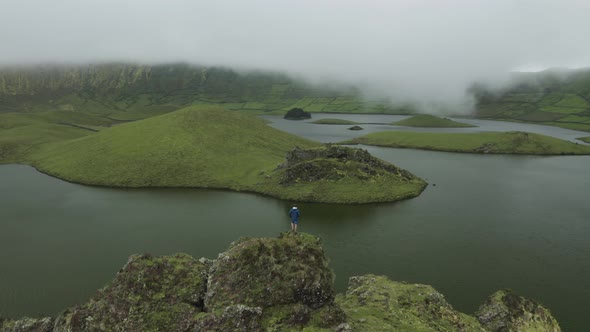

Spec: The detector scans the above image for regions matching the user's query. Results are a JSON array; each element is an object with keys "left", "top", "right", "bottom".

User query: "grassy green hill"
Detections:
[
  {"left": 392, "top": 114, "right": 475, "bottom": 128},
  {"left": 473, "top": 68, "right": 590, "bottom": 131},
  {"left": 346, "top": 131, "right": 590, "bottom": 155},
  {"left": 31, "top": 106, "right": 317, "bottom": 187},
  {"left": 28, "top": 106, "right": 426, "bottom": 203},
  {"left": 0, "top": 63, "right": 409, "bottom": 119}
]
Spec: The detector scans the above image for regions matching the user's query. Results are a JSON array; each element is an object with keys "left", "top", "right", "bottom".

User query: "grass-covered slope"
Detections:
[
  {"left": 392, "top": 114, "right": 476, "bottom": 128},
  {"left": 31, "top": 106, "right": 318, "bottom": 188},
  {"left": 30, "top": 106, "right": 426, "bottom": 203},
  {"left": 0, "top": 111, "right": 106, "bottom": 163},
  {"left": 336, "top": 275, "right": 484, "bottom": 331},
  {"left": 347, "top": 131, "right": 590, "bottom": 155},
  {"left": 577, "top": 136, "right": 590, "bottom": 143},
  {"left": 473, "top": 68, "right": 590, "bottom": 132}
]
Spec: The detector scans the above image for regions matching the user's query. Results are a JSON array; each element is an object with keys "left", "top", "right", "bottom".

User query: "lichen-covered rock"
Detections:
[
  {"left": 336, "top": 275, "right": 485, "bottom": 332},
  {"left": 53, "top": 253, "right": 210, "bottom": 331},
  {"left": 205, "top": 232, "right": 335, "bottom": 311},
  {"left": 0, "top": 317, "right": 53, "bottom": 332},
  {"left": 192, "top": 304, "right": 264, "bottom": 332},
  {"left": 476, "top": 290, "right": 561, "bottom": 332}
]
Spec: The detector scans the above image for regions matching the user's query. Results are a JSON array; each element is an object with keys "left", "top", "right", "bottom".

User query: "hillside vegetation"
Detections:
[
  {"left": 0, "top": 63, "right": 407, "bottom": 119},
  {"left": 347, "top": 131, "right": 590, "bottom": 155},
  {"left": 0, "top": 233, "right": 561, "bottom": 332},
  {"left": 3, "top": 64, "right": 590, "bottom": 133},
  {"left": 392, "top": 114, "right": 476, "bottom": 127},
  {"left": 28, "top": 106, "right": 426, "bottom": 203},
  {"left": 473, "top": 68, "right": 590, "bottom": 131}
]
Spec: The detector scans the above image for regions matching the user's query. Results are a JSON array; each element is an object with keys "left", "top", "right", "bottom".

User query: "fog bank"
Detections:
[{"left": 2, "top": 0, "right": 589, "bottom": 113}]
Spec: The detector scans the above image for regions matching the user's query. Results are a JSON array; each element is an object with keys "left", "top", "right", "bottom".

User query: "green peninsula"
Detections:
[
  {"left": 392, "top": 114, "right": 476, "bottom": 128},
  {"left": 346, "top": 131, "right": 590, "bottom": 155},
  {"left": 26, "top": 106, "right": 426, "bottom": 203},
  {"left": 0, "top": 233, "right": 561, "bottom": 332}
]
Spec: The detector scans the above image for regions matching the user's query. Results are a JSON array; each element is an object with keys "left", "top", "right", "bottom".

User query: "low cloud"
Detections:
[{"left": 2, "top": 0, "right": 589, "bottom": 114}]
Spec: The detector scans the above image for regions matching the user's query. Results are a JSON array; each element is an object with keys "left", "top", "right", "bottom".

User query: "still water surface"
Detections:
[{"left": 1, "top": 115, "right": 589, "bottom": 331}]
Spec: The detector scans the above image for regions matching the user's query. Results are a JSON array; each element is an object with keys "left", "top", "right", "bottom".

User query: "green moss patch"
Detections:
[
  {"left": 347, "top": 131, "right": 590, "bottom": 155},
  {"left": 336, "top": 275, "right": 484, "bottom": 331},
  {"left": 205, "top": 233, "right": 335, "bottom": 311}
]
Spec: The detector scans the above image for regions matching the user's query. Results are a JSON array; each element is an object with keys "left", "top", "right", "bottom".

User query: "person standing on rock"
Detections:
[{"left": 288, "top": 206, "right": 300, "bottom": 232}]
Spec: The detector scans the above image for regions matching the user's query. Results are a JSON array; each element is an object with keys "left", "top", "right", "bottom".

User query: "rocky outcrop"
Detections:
[
  {"left": 336, "top": 275, "right": 485, "bottom": 331},
  {"left": 1, "top": 234, "right": 561, "bottom": 332},
  {"left": 54, "top": 253, "right": 209, "bottom": 331},
  {"left": 205, "top": 233, "right": 334, "bottom": 311},
  {"left": 476, "top": 290, "right": 561, "bottom": 332},
  {"left": 278, "top": 145, "right": 418, "bottom": 185},
  {"left": 283, "top": 108, "right": 311, "bottom": 120}
]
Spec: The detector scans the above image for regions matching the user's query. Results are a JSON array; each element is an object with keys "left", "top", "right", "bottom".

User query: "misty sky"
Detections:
[{"left": 2, "top": 0, "right": 590, "bottom": 113}]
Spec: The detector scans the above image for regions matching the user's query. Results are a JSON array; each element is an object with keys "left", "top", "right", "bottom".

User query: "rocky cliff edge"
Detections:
[{"left": 0, "top": 233, "right": 561, "bottom": 332}]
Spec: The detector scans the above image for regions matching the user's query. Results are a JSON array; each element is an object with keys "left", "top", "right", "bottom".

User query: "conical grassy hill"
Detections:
[
  {"left": 31, "top": 106, "right": 317, "bottom": 187},
  {"left": 30, "top": 106, "right": 426, "bottom": 203}
]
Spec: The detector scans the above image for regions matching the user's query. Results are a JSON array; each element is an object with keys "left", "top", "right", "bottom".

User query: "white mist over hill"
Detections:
[{"left": 1, "top": 0, "right": 589, "bottom": 114}]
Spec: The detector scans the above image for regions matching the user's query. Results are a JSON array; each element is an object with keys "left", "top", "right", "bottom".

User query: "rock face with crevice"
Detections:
[
  {"left": 1, "top": 234, "right": 561, "bottom": 332},
  {"left": 476, "top": 290, "right": 561, "bottom": 332}
]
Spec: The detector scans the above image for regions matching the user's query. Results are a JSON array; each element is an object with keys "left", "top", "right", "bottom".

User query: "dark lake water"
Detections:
[{"left": 1, "top": 114, "right": 589, "bottom": 331}]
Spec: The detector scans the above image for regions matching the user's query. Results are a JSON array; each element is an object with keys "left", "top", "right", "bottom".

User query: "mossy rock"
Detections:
[
  {"left": 348, "top": 125, "right": 363, "bottom": 130},
  {"left": 192, "top": 305, "right": 264, "bottom": 332},
  {"left": 1, "top": 235, "right": 563, "bottom": 332},
  {"left": 336, "top": 275, "right": 485, "bottom": 331},
  {"left": 53, "top": 253, "right": 210, "bottom": 331},
  {"left": 476, "top": 290, "right": 561, "bottom": 332},
  {"left": 0, "top": 317, "right": 53, "bottom": 332},
  {"left": 205, "top": 233, "right": 335, "bottom": 311}
]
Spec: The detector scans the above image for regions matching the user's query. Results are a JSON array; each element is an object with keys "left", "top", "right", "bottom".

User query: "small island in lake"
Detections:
[
  {"left": 392, "top": 114, "right": 476, "bottom": 128},
  {"left": 284, "top": 107, "right": 312, "bottom": 120},
  {"left": 346, "top": 131, "right": 590, "bottom": 155},
  {"left": 26, "top": 107, "right": 426, "bottom": 204}
]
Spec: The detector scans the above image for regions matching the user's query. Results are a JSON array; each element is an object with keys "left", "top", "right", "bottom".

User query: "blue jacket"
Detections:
[{"left": 288, "top": 208, "right": 300, "bottom": 222}]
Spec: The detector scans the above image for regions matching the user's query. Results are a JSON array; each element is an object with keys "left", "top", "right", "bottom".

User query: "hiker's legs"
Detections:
[
  {"left": 294, "top": 223, "right": 298, "bottom": 232},
  {"left": 291, "top": 222, "right": 295, "bottom": 231}
]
